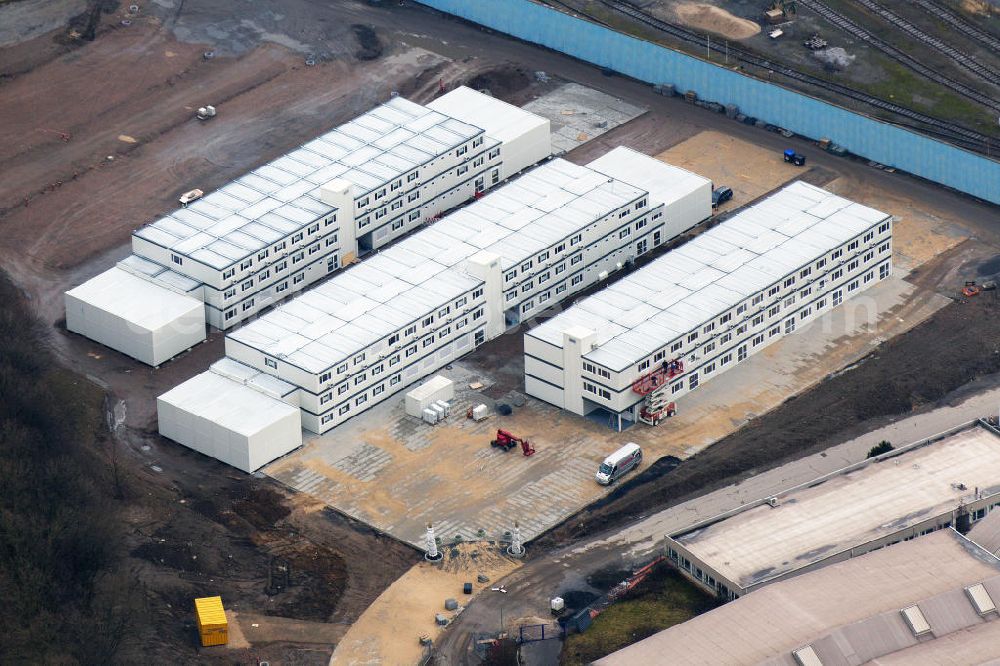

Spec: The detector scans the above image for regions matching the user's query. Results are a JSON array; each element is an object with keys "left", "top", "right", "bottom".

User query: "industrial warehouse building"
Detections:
[
  {"left": 663, "top": 423, "right": 1000, "bottom": 602},
  {"left": 597, "top": 528, "right": 1000, "bottom": 666},
  {"left": 64, "top": 87, "right": 551, "bottom": 366},
  {"left": 156, "top": 147, "right": 712, "bottom": 470},
  {"left": 525, "top": 181, "right": 893, "bottom": 430}
]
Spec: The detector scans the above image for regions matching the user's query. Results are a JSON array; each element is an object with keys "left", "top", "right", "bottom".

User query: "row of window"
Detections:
[
  {"left": 221, "top": 237, "right": 337, "bottom": 302},
  {"left": 501, "top": 206, "right": 655, "bottom": 286},
  {"left": 320, "top": 327, "right": 489, "bottom": 426},
  {"left": 621, "top": 234, "right": 888, "bottom": 378},
  {"left": 657, "top": 264, "right": 888, "bottom": 399},
  {"left": 217, "top": 215, "right": 338, "bottom": 281},
  {"left": 314, "top": 294, "right": 485, "bottom": 386},
  {"left": 352, "top": 137, "right": 489, "bottom": 213}
]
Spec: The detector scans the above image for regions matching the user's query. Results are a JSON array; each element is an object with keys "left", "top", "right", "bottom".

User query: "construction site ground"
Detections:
[
  {"left": 3, "top": 0, "right": 999, "bottom": 662},
  {"left": 329, "top": 544, "right": 522, "bottom": 665}
]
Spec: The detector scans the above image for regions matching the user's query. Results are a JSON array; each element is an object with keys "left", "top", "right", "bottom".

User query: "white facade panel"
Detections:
[
  {"left": 525, "top": 375, "right": 565, "bottom": 409},
  {"left": 524, "top": 354, "right": 564, "bottom": 389},
  {"left": 65, "top": 267, "right": 205, "bottom": 366}
]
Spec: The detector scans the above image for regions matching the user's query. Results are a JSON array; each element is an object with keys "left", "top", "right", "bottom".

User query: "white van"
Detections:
[{"left": 595, "top": 443, "right": 642, "bottom": 485}]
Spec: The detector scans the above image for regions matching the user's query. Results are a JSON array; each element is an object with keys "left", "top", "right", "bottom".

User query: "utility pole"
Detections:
[{"left": 707, "top": 33, "right": 711, "bottom": 60}]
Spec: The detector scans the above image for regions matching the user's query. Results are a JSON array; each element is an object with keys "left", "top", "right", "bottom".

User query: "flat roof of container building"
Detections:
[
  {"left": 671, "top": 425, "right": 1000, "bottom": 592},
  {"left": 587, "top": 146, "right": 712, "bottom": 208},
  {"left": 158, "top": 370, "right": 300, "bottom": 438},
  {"left": 65, "top": 266, "right": 203, "bottom": 332},
  {"left": 528, "top": 181, "right": 890, "bottom": 371},
  {"left": 227, "top": 244, "right": 480, "bottom": 374},
  {"left": 428, "top": 157, "right": 645, "bottom": 271},
  {"left": 133, "top": 96, "right": 487, "bottom": 271},
  {"left": 227, "top": 158, "right": 654, "bottom": 375},
  {"left": 426, "top": 86, "right": 549, "bottom": 145}
]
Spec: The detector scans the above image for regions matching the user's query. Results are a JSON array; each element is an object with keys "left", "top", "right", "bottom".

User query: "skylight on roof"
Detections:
[
  {"left": 965, "top": 583, "right": 998, "bottom": 615},
  {"left": 900, "top": 605, "right": 932, "bottom": 636}
]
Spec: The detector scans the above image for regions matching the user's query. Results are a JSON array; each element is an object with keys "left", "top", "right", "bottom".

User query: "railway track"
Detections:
[
  {"left": 550, "top": 0, "right": 1000, "bottom": 155},
  {"left": 911, "top": 0, "right": 1000, "bottom": 54},
  {"left": 795, "top": 0, "right": 1000, "bottom": 113},
  {"left": 850, "top": 0, "right": 1000, "bottom": 89}
]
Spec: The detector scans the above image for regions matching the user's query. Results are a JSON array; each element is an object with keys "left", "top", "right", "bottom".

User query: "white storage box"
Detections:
[{"left": 406, "top": 375, "right": 455, "bottom": 418}]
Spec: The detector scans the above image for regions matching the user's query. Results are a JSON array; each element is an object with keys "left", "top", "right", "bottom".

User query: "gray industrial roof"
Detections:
[
  {"left": 226, "top": 157, "right": 651, "bottom": 373},
  {"left": 596, "top": 529, "right": 1000, "bottom": 666},
  {"left": 133, "top": 96, "right": 485, "bottom": 269},
  {"left": 970, "top": 505, "right": 1000, "bottom": 557},
  {"left": 673, "top": 426, "right": 1000, "bottom": 591},
  {"left": 528, "top": 181, "right": 890, "bottom": 371}
]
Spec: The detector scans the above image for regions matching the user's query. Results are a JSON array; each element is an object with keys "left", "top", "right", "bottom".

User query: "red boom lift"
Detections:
[{"left": 490, "top": 429, "right": 536, "bottom": 457}]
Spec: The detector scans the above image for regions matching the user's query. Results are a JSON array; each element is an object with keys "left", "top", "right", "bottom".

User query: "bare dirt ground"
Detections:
[
  {"left": 655, "top": 130, "right": 803, "bottom": 212},
  {"left": 667, "top": 2, "right": 761, "bottom": 40}
]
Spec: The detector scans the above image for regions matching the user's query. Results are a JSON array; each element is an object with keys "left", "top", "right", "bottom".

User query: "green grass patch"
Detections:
[{"left": 560, "top": 565, "right": 717, "bottom": 665}]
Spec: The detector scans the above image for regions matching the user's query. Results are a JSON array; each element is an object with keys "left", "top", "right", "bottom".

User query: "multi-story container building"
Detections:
[
  {"left": 157, "top": 147, "right": 713, "bottom": 470},
  {"left": 524, "top": 181, "right": 893, "bottom": 430},
  {"left": 65, "top": 88, "right": 551, "bottom": 365}
]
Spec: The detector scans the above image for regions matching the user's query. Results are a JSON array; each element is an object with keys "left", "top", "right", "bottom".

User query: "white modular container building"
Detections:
[
  {"left": 427, "top": 86, "right": 552, "bottom": 180},
  {"left": 216, "top": 151, "right": 710, "bottom": 434},
  {"left": 65, "top": 88, "right": 552, "bottom": 365},
  {"left": 587, "top": 147, "right": 712, "bottom": 242},
  {"left": 405, "top": 375, "right": 455, "bottom": 418},
  {"left": 156, "top": 148, "right": 712, "bottom": 469},
  {"left": 64, "top": 266, "right": 205, "bottom": 366},
  {"left": 157, "top": 360, "right": 302, "bottom": 473},
  {"left": 525, "top": 181, "right": 893, "bottom": 430}
]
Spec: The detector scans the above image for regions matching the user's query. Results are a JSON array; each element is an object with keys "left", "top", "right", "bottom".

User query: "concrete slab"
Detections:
[{"left": 522, "top": 83, "right": 646, "bottom": 154}]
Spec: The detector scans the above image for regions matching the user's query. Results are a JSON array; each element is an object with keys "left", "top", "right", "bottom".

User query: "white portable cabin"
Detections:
[
  {"left": 65, "top": 267, "right": 205, "bottom": 366},
  {"left": 427, "top": 86, "right": 552, "bottom": 180},
  {"left": 157, "top": 371, "right": 302, "bottom": 473},
  {"left": 405, "top": 375, "right": 455, "bottom": 418}
]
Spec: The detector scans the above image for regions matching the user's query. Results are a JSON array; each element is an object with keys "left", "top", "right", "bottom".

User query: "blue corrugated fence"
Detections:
[{"left": 418, "top": 0, "right": 1000, "bottom": 205}]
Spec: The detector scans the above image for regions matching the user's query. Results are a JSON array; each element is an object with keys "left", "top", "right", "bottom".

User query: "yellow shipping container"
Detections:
[{"left": 194, "top": 596, "right": 228, "bottom": 647}]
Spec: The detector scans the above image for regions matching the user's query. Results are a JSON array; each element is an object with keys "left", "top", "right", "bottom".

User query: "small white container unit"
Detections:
[
  {"left": 405, "top": 375, "right": 455, "bottom": 418},
  {"left": 422, "top": 408, "right": 439, "bottom": 425}
]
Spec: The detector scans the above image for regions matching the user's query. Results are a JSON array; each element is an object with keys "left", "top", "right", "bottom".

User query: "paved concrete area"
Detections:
[{"left": 523, "top": 83, "right": 646, "bottom": 154}]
